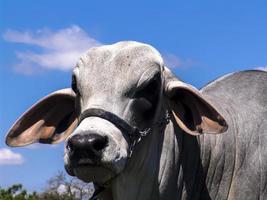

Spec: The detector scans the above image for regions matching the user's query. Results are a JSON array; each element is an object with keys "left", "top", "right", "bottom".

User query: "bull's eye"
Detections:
[
  {"left": 71, "top": 75, "right": 79, "bottom": 94},
  {"left": 135, "top": 73, "right": 160, "bottom": 101},
  {"left": 71, "top": 75, "right": 82, "bottom": 115},
  {"left": 134, "top": 73, "right": 161, "bottom": 118}
]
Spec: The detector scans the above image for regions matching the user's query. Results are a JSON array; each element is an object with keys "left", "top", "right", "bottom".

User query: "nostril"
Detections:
[
  {"left": 66, "top": 134, "right": 84, "bottom": 152},
  {"left": 92, "top": 136, "right": 108, "bottom": 151},
  {"left": 66, "top": 138, "right": 74, "bottom": 152}
]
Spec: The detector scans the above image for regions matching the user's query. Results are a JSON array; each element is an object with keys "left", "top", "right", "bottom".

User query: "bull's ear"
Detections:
[
  {"left": 6, "top": 88, "right": 78, "bottom": 147},
  {"left": 166, "top": 81, "right": 228, "bottom": 135}
]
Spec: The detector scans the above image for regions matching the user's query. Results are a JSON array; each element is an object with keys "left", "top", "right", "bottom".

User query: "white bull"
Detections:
[{"left": 6, "top": 41, "right": 267, "bottom": 200}]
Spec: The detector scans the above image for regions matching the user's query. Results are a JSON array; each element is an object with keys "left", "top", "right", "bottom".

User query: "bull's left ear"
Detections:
[
  {"left": 6, "top": 88, "right": 78, "bottom": 147},
  {"left": 166, "top": 81, "right": 228, "bottom": 135}
]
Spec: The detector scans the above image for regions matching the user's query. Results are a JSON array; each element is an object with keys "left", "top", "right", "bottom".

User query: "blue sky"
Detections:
[{"left": 0, "top": 0, "right": 267, "bottom": 192}]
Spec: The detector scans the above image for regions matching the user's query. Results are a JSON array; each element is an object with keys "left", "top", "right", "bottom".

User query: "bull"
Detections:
[{"left": 6, "top": 41, "right": 267, "bottom": 200}]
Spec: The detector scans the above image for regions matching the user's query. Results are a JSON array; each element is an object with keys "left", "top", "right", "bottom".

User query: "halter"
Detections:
[
  {"left": 79, "top": 107, "right": 170, "bottom": 157},
  {"left": 85, "top": 108, "right": 170, "bottom": 200}
]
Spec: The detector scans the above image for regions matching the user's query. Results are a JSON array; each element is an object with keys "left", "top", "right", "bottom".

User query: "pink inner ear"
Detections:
[
  {"left": 6, "top": 89, "right": 77, "bottom": 147},
  {"left": 168, "top": 87, "right": 228, "bottom": 135},
  {"left": 38, "top": 101, "right": 78, "bottom": 143}
]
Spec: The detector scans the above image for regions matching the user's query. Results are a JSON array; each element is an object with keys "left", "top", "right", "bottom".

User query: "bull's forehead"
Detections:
[{"left": 74, "top": 41, "right": 163, "bottom": 99}]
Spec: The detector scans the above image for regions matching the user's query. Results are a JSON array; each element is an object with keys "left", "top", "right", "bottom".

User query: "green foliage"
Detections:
[
  {"left": 0, "top": 184, "right": 38, "bottom": 200},
  {"left": 36, "top": 191, "right": 77, "bottom": 200},
  {"left": 0, "top": 171, "right": 94, "bottom": 200}
]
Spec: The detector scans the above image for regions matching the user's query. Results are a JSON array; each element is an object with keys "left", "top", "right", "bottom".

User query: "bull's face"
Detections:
[
  {"left": 6, "top": 41, "right": 227, "bottom": 185},
  {"left": 64, "top": 42, "right": 165, "bottom": 184}
]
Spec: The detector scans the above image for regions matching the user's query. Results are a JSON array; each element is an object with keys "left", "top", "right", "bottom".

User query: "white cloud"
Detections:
[
  {"left": 3, "top": 25, "right": 102, "bottom": 74},
  {"left": 4, "top": 27, "right": 196, "bottom": 73},
  {"left": 163, "top": 53, "right": 194, "bottom": 69},
  {"left": 163, "top": 53, "right": 181, "bottom": 69},
  {"left": 256, "top": 66, "right": 267, "bottom": 71},
  {"left": 0, "top": 148, "right": 24, "bottom": 165}
]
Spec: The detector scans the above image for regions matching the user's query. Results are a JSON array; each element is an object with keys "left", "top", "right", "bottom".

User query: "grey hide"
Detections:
[{"left": 5, "top": 41, "right": 267, "bottom": 200}]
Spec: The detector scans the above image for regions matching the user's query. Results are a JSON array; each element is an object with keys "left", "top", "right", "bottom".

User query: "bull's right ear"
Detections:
[
  {"left": 6, "top": 88, "right": 78, "bottom": 147},
  {"left": 165, "top": 80, "right": 228, "bottom": 136}
]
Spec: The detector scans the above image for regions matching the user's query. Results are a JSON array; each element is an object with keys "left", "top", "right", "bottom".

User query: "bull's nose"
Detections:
[{"left": 67, "top": 134, "right": 108, "bottom": 165}]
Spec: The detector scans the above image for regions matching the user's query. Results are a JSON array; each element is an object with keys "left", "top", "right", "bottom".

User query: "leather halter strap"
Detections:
[
  {"left": 79, "top": 108, "right": 141, "bottom": 142},
  {"left": 79, "top": 108, "right": 156, "bottom": 157}
]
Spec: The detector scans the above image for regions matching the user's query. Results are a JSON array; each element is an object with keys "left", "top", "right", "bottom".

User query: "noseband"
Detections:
[{"left": 79, "top": 108, "right": 170, "bottom": 157}]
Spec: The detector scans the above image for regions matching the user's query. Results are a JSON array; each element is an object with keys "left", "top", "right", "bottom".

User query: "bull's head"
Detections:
[{"left": 6, "top": 41, "right": 227, "bottom": 190}]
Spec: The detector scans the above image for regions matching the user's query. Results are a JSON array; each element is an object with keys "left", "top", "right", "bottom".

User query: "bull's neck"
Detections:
[
  {"left": 156, "top": 119, "right": 222, "bottom": 200},
  {"left": 157, "top": 120, "right": 205, "bottom": 200},
  {"left": 111, "top": 118, "right": 166, "bottom": 200},
  {"left": 111, "top": 117, "right": 205, "bottom": 200}
]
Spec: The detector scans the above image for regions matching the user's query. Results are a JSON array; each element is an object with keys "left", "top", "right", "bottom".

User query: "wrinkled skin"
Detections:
[{"left": 6, "top": 41, "right": 267, "bottom": 200}]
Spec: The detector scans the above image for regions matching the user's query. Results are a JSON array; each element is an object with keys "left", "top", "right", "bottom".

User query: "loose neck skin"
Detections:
[
  {"left": 111, "top": 117, "right": 204, "bottom": 200},
  {"left": 111, "top": 121, "right": 164, "bottom": 200}
]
